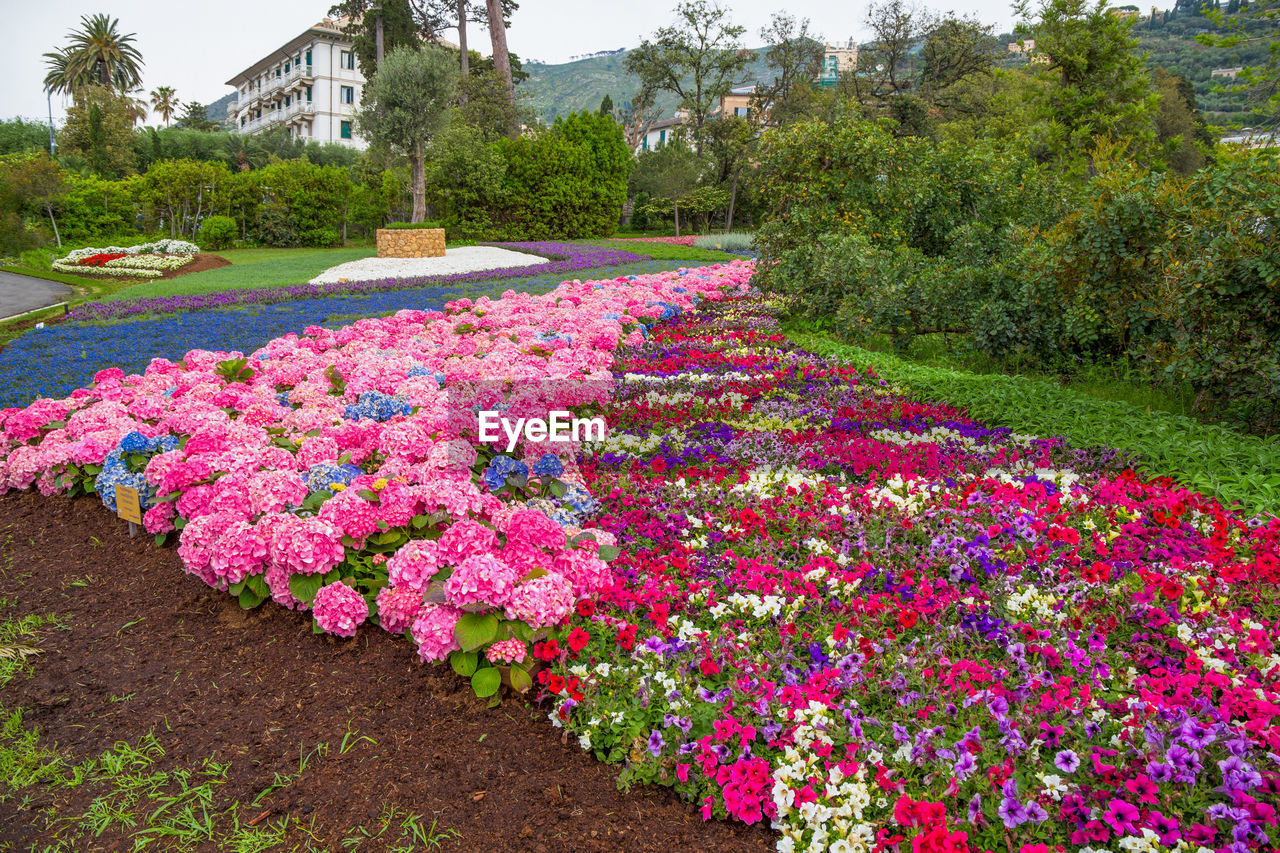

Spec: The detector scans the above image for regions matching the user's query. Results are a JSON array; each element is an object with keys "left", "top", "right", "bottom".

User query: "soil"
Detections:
[
  {"left": 158, "top": 252, "right": 231, "bottom": 279},
  {"left": 0, "top": 491, "right": 775, "bottom": 852}
]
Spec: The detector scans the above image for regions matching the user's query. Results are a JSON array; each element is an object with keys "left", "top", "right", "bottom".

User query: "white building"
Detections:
[{"left": 226, "top": 17, "right": 368, "bottom": 148}]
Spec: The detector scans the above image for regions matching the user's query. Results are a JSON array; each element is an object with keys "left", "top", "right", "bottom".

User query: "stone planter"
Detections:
[{"left": 376, "top": 227, "right": 446, "bottom": 258}]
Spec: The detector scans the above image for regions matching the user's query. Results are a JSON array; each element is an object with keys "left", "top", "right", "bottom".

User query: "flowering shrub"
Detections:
[
  {"left": 0, "top": 261, "right": 755, "bottom": 697},
  {"left": 542, "top": 297, "right": 1280, "bottom": 852},
  {"left": 78, "top": 252, "right": 127, "bottom": 267}
]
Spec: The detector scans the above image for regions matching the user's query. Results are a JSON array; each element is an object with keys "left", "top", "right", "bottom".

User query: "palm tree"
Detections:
[
  {"left": 150, "top": 86, "right": 179, "bottom": 126},
  {"left": 45, "top": 14, "right": 144, "bottom": 98}
]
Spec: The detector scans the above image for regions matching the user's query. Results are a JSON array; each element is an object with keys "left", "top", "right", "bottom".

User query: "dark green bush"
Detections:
[
  {"left": 198, "top": 215, "right": 237, "bottom": 250},
  {"left": 382, "top": 221, "right": 444, "bottom": 230}
]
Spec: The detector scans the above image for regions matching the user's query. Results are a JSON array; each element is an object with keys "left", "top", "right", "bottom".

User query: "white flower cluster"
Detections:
[
  {"left": 728, "top": 465, "right": 826, "bottom": 497},
  {"left": 50, "top": 260, "right": 162, "bottom": 279},
  {"left": 1005, "top": 583, "right": 1067, "bottom": 622},
  {"left": 105, "top": 254, "right": 194, "bottom": 271},
  {"left": 867, "top": 425, "right": 979, "bottom": 448},
  {"left": 773, "top": 702, "right": 878, "bottom": 853},
  {"left": 61, "top": 240, "right": 198, "bottom": 262}
]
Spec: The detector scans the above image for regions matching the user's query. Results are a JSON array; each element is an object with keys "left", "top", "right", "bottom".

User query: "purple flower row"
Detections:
[{"left": 66, "top": 242, "right": 650, "bottom": 323}]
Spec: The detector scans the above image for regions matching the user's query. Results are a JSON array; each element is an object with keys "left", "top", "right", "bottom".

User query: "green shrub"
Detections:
[
  {"left": 382, "top": 221, "right": 444, "bottom": 230},
  {"left": 18, "top": 247, "right": 54, "bottom": 271},
  {"left": 300, "top": 227, "right": 341, "bottom": 247},
  {"left": 693, "top": 232, "right": 754, "bottom": 252},
  {"left": 198, "top": 215, "right": 237, "bottom": 250}
]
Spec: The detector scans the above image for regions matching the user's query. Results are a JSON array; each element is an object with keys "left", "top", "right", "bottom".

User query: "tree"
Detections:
[
  {"left": 485, "top": 0, "right": 518, "bottom": 136},
  {"left": 755, "top": 12, "right": 825, "bottom": 125},
  {"left": 1015, "top": 0, "right": 1158, "bottom": 164},
  {"left": 358, "top": 45, "right": 458, "bottom": 222},
  {"left": 43, "top": 14, "right": 144, "bottom": 98},
  {"left": 701, "top": 115, "right": 755, "bottom": 229},
  {"left": 176, "top": 102, "right": 219, "bottom": 132},
  {"left": 599, "top": 94, "right": 615, "bottom": 116},
  {"left": 0, "top": 153, "right": 66, "bottom": 247},
  {"left": 629, "top": 139, "right": 703, "bottom": 234},
  {"left": 626, "top": 1, "right": 752, "bottom": 148},
  {"left": 329, "top": 0, "right": 419, "bottom": 77},
  {"left": 860, "top": 0, "right": 925, "bottom": 98},
  {"left": 920, "top": 14, "right": 998, "bottom": 107},
  {"left": 138, "top": 158, "right": 231, "bottom": 238},
  {"left": 1153, "top": 67, "right": 1211, "bottom": 174},
  {"left": 0, "top": 119, "right": 54, "bottom": 155},
  {"left": 150, "top": 87, "right": 180, "bottom": 126},
  {"left": 57, "top": 87, "right": 137, "bottom": 177},
  {"left": 619, "top": 87, "right": 662, "bottom": 150}
]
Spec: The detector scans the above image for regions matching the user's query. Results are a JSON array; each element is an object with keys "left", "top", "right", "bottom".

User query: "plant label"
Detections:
[{"left": 115, "top": 485, "right": 142, "bottom": 525}]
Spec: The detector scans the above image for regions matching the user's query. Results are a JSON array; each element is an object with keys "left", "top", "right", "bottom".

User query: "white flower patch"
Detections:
[
  {"left": 868, "top": 425, "right": 979, "bottom": 447},
  {"left": 308, "top": 245, "right": 550, "bottom": 284}
]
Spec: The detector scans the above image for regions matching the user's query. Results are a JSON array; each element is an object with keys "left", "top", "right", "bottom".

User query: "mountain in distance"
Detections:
[{"left": 522, "top": 47, "right": 774, "bottom": 122}]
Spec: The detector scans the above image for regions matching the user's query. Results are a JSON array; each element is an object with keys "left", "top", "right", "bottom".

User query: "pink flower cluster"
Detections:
[
  {"left": 0, "top": 262, "right": 755, "bottom": 667},
  {"left": 312, "top": 581, "right": 369, "bottom": 637}
]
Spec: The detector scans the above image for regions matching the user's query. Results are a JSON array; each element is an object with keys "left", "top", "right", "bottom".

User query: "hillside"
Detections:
[
  {"left": 521, "top": 15, "right": 1276, "bottom": 128},
  {"left": 522, "top": 47, "right": 774, "bottom": 122}
]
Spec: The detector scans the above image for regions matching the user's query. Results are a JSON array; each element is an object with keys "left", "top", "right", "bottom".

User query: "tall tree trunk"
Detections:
[
  {"left": 375, "top": 10, "right": 385, "bottom": 65},
  {"left": 673, "top": 200, "right": 680, "bottom": 237},
  {"left": 485, "top": 0, "right": 517, "bottom": 137},
  {"left": 411, "top": 142, "right": 426, "bottom": 223},
  {"left": 45, "top": 204, "right": 61, "bottom": 248},
  {"left": 457, "top": 0, "right": 469, "bottom": 76},
  {"left": 725, "top": 168, "right": 739, "bottom": 233}
]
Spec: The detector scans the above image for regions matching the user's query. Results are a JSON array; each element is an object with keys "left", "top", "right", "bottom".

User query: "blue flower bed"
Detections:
[{"left": 0, "top": 260, "right": 692, "bottom": 410}]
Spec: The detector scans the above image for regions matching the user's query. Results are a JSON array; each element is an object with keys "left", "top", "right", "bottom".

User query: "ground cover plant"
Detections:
[{"left": 538, "top": 296, "right": 1280, "bottom": 852}]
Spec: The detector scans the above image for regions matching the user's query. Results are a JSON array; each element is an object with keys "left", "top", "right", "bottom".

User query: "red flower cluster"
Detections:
[{"left": 78, "top": 252, "right": 127, "bottom": 267}]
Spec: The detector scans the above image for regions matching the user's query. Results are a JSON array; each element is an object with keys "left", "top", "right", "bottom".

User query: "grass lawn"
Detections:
[{"left": 100, "top": 246, "right": 378, "bottom": 302}]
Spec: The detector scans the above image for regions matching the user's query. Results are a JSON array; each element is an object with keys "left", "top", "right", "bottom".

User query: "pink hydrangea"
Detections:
[
  {"left": 443, "top": 553, "right": 520, "bottom": 608},
  {"left": 312, "top": 581, "right": 369, "bottom": 638},
  {"left": 487, "top": 637, "right": 527, "bottom": 664},
  {"left": 142, "top": 501, "right": 176, "bottom": 534},
  {"left": 375, "top": 584, "right": 423, "bottom": 634},
  {"left": 268, "top": 515, "right": 346, "bottom": 575},
  {"left": 504, "top": 572, "right": 575, "bottom": 629},
  {"left": 437, "top": 518, "right": 499, "bottom": 563},
  {"left": 411, "top": 603, "right": 463, "bottom": 662},
  {"left": 386, "top": 540, "right": 443, "bottom": 591}
]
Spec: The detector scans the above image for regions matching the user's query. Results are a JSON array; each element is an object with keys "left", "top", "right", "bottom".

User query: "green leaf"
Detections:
[
  {"left": 246, "top": 575, "right": 270, "bottom": 598},
  {"left": 549, "top": 480, "right": 569, "bottom": 498},
  {"left": 508, "top": 664, "right": 533, "bottom": 693},
  {"left": 153, "top": 532, "right": 168, "bottom": 547},
  {"left": 454, "top": 612, "right": 499, "bottom": 651},
  {"left": 520, "top": 568, "right": 547, "bottom": 582},
  {"left": 228, "top": 580, "right": 246, "bottom": 597},
  {"left": 449, "top": 650, "right": 479, "bottom": 677},
  {"left": 410, "top": 514, "right": 429, "bottom": 530},
  {"left": 597, "top": 545, "right": 621, "bottom": 562},
  {"left": 471, "top": 666, "right": 502, "bottom": 698},
  {"left": 357, "top": 489, "right": 380, "bottom": 502},
  {"left": 238, "top": 587, "right": 265, "bottom": 610},
  {"left": 288, "top": 573, "right": 324, "bottom": 605}
]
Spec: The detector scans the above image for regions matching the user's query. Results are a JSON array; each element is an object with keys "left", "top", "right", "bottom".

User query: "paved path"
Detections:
[{"left": 0, "top": 271, "right": 74, "bottom": 320}]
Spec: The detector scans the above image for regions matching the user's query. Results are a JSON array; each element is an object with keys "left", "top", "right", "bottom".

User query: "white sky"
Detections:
[{"left": 3, "top": 0, "right": 1020, "bottom": 122}]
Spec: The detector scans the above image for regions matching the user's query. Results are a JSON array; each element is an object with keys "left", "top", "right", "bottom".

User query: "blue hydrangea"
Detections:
[
  {"left": 407, "top": 364, "right": 431, "bottom": 377},
  {"left": 119, "top": 431, "right": 151, "bottom": 453},
  {"left": 561, "top": 484, "right": 598, "bottom": 517},
  {"left": 532, "top": 453, "right": 564, "bottom": 478},
  {"left": 483, "top": 455, "right": 528, "bottom": 491},
  {"left": 343, "top": 391, "right": 412, "bottom": 422},
  {"left": 94, "top": 434, "right": 165, "bottom": 513},
  {"left": 305, "top": 462, "right": 364, "bottom": 492}
]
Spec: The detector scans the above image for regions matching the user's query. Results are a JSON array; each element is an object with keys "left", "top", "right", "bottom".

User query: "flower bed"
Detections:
[
  {"left": 69, "top": 242, "right": 649, "bottom": 322},
  {"left": 539, "top": 297, "right": 1280, "bottom": 852},
  {"left": 616, "top": 236, "right": 698, "bottom": 246},
  {"left": 0, "top": 261, "right": 755, "bottom": 695},
  {"left": 0, "top": 259, "right": 696, "bottom": 411},
  {"left": 52, "top": 240, "right": 199, "bottom": 280}
]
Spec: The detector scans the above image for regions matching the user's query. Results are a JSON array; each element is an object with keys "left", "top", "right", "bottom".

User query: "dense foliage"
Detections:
[{"left": 756, "top": 115, "right": 1280, "bottom": 432}]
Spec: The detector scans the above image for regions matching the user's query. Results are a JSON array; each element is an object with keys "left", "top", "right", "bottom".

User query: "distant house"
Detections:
[
  {"left": 818, "top": 39, "right": 859, "bottom": 86},
  {"left": 637, "top": 116, "right": 686, "bottom": 152},
  {"left": 1108, "top": 5, "right": 1141, "bottom": 18},
  {"left": 225, "top": 16, "right": 455, "bottom": 149},
  {"left": 1007, "top": 38, "right": 1036, "bottom": 55},
  {"left": 1211, "top": 66, "right": 1244, "bottom": 79}
]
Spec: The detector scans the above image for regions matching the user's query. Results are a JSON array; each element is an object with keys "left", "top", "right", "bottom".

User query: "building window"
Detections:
[
  {"left": 305, "top": 49, "right": 312, "bottom": 66},
  {"left": 275, "top": 67, "right": 282, "bottom": 78},
  {"left": 340, "top": 121, "right": 352, "bottom": 139},
  {"left": 734, "top": 107, "right": 749, "bottom": 117},
  {"left": 340, "top": 50, "right": 355, "bottom": 70},
  {"left": 306, "top": 85, "right": 312, "bottom": 101},
  {"left": 659, "top": 129, "right": 666, "bottom": 145},
  {"left": 341, "top": 86, "right": 355, "bottom": 104},
  {"left": 284, "top": 60, "right": 291, "bottom": 73}
]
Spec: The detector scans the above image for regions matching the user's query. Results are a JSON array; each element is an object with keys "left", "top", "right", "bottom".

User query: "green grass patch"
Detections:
[
  {"left": 100, "top": 247, "right": 379, "bottom": 302},
  {"left": 786, "top": 322, "right": 1280, "bottom": 515},
  {"left": 595, "top": 239, "right": 739, "bottom": 263}
]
